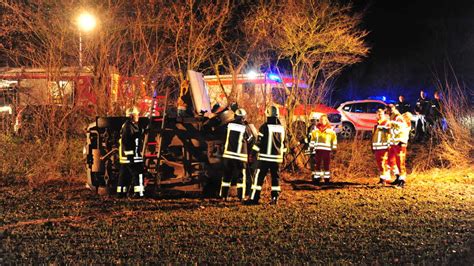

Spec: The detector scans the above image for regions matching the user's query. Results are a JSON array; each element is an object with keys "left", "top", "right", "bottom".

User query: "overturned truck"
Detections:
[{"left": 85, "top": 71, "right": 237, "bottom": 195}]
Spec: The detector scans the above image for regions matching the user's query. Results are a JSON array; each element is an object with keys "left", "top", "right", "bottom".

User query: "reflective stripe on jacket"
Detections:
[
  {"left": 253, "top": 121, "right": 286, "bottom": 163},
  {"left": 390, "top": 115, "right": 410, "bottom": 146},
  {"left": 372, "top": 119, "right": 391, "bottom": 150},
  {"left": 310, "top": 125, "right": 337, "bottom": 151},
  {"left": 119, "top": 120, "right": 143, "bottom": 164},
  {"left": 222, "top": 121, "right": 253, "bottom": 162}
]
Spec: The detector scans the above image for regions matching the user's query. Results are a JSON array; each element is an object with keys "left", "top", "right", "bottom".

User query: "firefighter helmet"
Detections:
[
  {"left": 211, "top": 103, "right": 221, "bottom": 113},
  {"left": 235, "top": 108, "right": 247, "bottom": 118},
  {"left": 126, "top": 106, "right": 140, "bottom": 116},
  {"left": 219, "top": 110, "right": 234, "bottom": 125},
  {"left": 229, "top": 102, "right": 239, "bottom": 112},
  {"left": 265, "top": 105, "right": 279, "bottom": 118}
]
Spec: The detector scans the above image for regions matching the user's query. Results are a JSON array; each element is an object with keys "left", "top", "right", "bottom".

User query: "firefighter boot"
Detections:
[
  {"left": 219, "top": 186, "right": 230, "bottom": 201},
  {"left": 270, "top": 191, "right": 280, "bottom": 205},
  {"left": 237, "top": 188, "right": 244, "bottom": 201},
  {"left": 396, "top": 180, "right": 406, "bottom": 189},
  {"left": 246, "top": 187, "right": 261, "bottom": 205},
  {"left": 270, "top": 196, "right": 278, "bottom": 205},
  {"left": 313, "top": 178, "right": 321, "bottom": 185},
  {"left": 391, "top": 175, "right": 401, "bottom": 186}
]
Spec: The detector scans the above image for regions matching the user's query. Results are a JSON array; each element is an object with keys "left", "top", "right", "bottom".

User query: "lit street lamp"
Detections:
[{"left": 77, "top": 12, "right": 97, "bottom": 68}]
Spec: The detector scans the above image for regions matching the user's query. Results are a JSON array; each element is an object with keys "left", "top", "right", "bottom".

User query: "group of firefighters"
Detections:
[
  {"left": 115, "top": 89, "right": 443, "bottom": 202},
  {"left": 218, "top": 105, "right": 286, "bottom": 205}
]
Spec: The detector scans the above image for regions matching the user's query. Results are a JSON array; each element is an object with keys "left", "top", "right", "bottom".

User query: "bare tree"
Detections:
[{"left": 247, "top": 0, "right": 369, "bottom": 135}]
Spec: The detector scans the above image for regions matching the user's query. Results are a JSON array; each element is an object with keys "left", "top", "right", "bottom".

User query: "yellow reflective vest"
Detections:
[
  {"left": 391, "top": 115, "right": 411, "bottom": 146},
  {"left": 372, "top": 118, "right": 391, "bottom": 150},
  {"left": 310, "top": 125, "right": 337, "bottom": 151}
]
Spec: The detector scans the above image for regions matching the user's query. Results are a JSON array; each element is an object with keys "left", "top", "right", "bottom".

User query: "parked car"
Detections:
[{"left": 337, "top": 99, "right": 387, "bottom": 139}]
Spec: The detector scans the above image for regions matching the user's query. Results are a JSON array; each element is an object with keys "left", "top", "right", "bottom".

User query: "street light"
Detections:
[{"left": 77, "top": 12, "right": 97, "bottom": 68}]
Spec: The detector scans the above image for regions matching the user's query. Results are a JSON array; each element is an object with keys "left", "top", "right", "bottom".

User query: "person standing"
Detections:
[
  {"left": 390, "top": 112, "right": 413, "bottom": 188},
  {"left": 387, "top": 104, "right": 401, "bottom": 182},
  {"left": 414, "top": 90, "right": 431, "bottom": 142},
  {"left": 219, "top": 108, "right": 254, "bottom": 201},
  {"left": 310, "top": 114, "right": 337, "bottom": 184},
  {"left": 247, "top": 105, "right": 286, "bottom": 205},
  {"left": 429, "top": 90, "right": 445, "bottom": 133},
  {"left": 372, "top": 109, "right": 391, "bottom": 184},
  {"left": 302, "top": 112, "right": 319, "bottom": 181},
  {"left": 117, "top": 107, "right": 145, "bottom": 198},
  {"left": 395, "top": 95, "right": 411, "bottom": 114}
]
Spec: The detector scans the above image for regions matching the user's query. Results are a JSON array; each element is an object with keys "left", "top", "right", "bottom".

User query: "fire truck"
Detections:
[
  {"left": 203, "top": 73, "right": 342, "bottom": 133},
  {"left": 0, "top": 67, "right": 153, "bottom": 135}
]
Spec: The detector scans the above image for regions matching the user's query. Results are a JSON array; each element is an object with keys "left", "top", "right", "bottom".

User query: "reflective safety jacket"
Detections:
[
  {"left": 252, "top": 120, "right": 287, "bottom": 163},
  {"left": 372, "top": 118, "right": 391, "bottom": 150},
  {"left": 390, "top": 115, "right": 410, "bottom": 146},
  {"left": 310, "top": 124, "right": 337, "bottom": 151},
  {"left": 223, "top": 120, "right": 254, "bottom": 162},
  {"left": 119, "top": 120, "right": 143, "bottom": 164}
]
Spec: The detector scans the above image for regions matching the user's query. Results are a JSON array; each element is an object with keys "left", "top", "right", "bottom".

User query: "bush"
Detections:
[
  {"left": 0, "top": 135, "right": 84, "bottom": 187},
  {"left": 411, "top": 82, "right": 473, "bottom": 172}
]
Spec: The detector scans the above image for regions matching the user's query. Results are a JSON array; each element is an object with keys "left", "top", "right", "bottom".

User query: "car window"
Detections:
[
  {"left": 367, "top": 102, "right": 386, "bottom": 113},
  {"left": 352, "top": 103, "right": 367, "bottom": 113},
  {"left": 342, "top": 104, "right": 352, "bottom": 112}
]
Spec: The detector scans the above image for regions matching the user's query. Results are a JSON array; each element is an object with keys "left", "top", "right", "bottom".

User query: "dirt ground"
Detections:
[{"left": 1, "top": 168, "right": 473, "bottom": 264}]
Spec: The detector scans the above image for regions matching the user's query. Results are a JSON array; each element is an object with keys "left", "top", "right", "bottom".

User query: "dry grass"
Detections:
[
  {"left": 0, "top": 134, "right": 84, "bottom": 187},
  {"left": 1, "top": 165, "right": 472, "bottom": 264}
]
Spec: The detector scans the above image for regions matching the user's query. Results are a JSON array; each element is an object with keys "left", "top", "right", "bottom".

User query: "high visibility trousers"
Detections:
[
  {"left": 373, "top": 149, "right": 389, "bottom": 179},
  {"left": 314, "top": 150, "right": 332, "bottom": 179},
  {"left": 390, "top": 145, "right": 407, "bottom": 179},
  {"left": 219, "top": 158, "right": 250, "bottom": 200},
  {"left": 309, "top": 153, "right": 317, "bottom": 179},
  {"left": 387, "top": 146, "right": 399, "bottom": 175},
  {"left": 250, "top": 161, "right": 281, "bottom": 202},
  {"left": 118, "top": 163, "right": 144, "bottom": 196}
]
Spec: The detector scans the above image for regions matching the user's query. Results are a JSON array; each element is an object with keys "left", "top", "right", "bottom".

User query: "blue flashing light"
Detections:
[
  {"left": 267, "top": 73, "right": 282, "bottom": 82},
  {"left": 381, "top": 96, "right": 386, "bottom": 102}
]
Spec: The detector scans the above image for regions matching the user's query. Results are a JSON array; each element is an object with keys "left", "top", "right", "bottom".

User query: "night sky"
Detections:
[{"left": 333, "top": 0, "right": 474, "bottom": 105}]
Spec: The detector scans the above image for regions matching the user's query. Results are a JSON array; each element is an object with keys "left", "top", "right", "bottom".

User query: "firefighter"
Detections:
[
  {"left": 389, "top": 112, "right": 413, "bottom": 188},
  {"left": 219, "top": 108, "right": 254, "bottom": 201},
  {"left": 247, "top": 105, "right": 286, "bottom": 205},
  {"left": 310, "top": 114, "right": 337, "bottom": 184},
  {"left": 372, "top": 108, "right": 391, "bottom": 184},
  {"left": 117, "top": 107, "right": 145, "bottom": 198}
]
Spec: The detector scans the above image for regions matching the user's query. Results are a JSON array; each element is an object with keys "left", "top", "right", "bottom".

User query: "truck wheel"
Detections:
[{"left": 340, "top": 122, "right": 355, "bottom": 139}]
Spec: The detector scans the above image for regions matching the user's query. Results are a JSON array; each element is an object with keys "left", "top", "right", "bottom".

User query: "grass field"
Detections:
[{"left": 1, "top": 167, "right": 473, "bottom": 264}]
